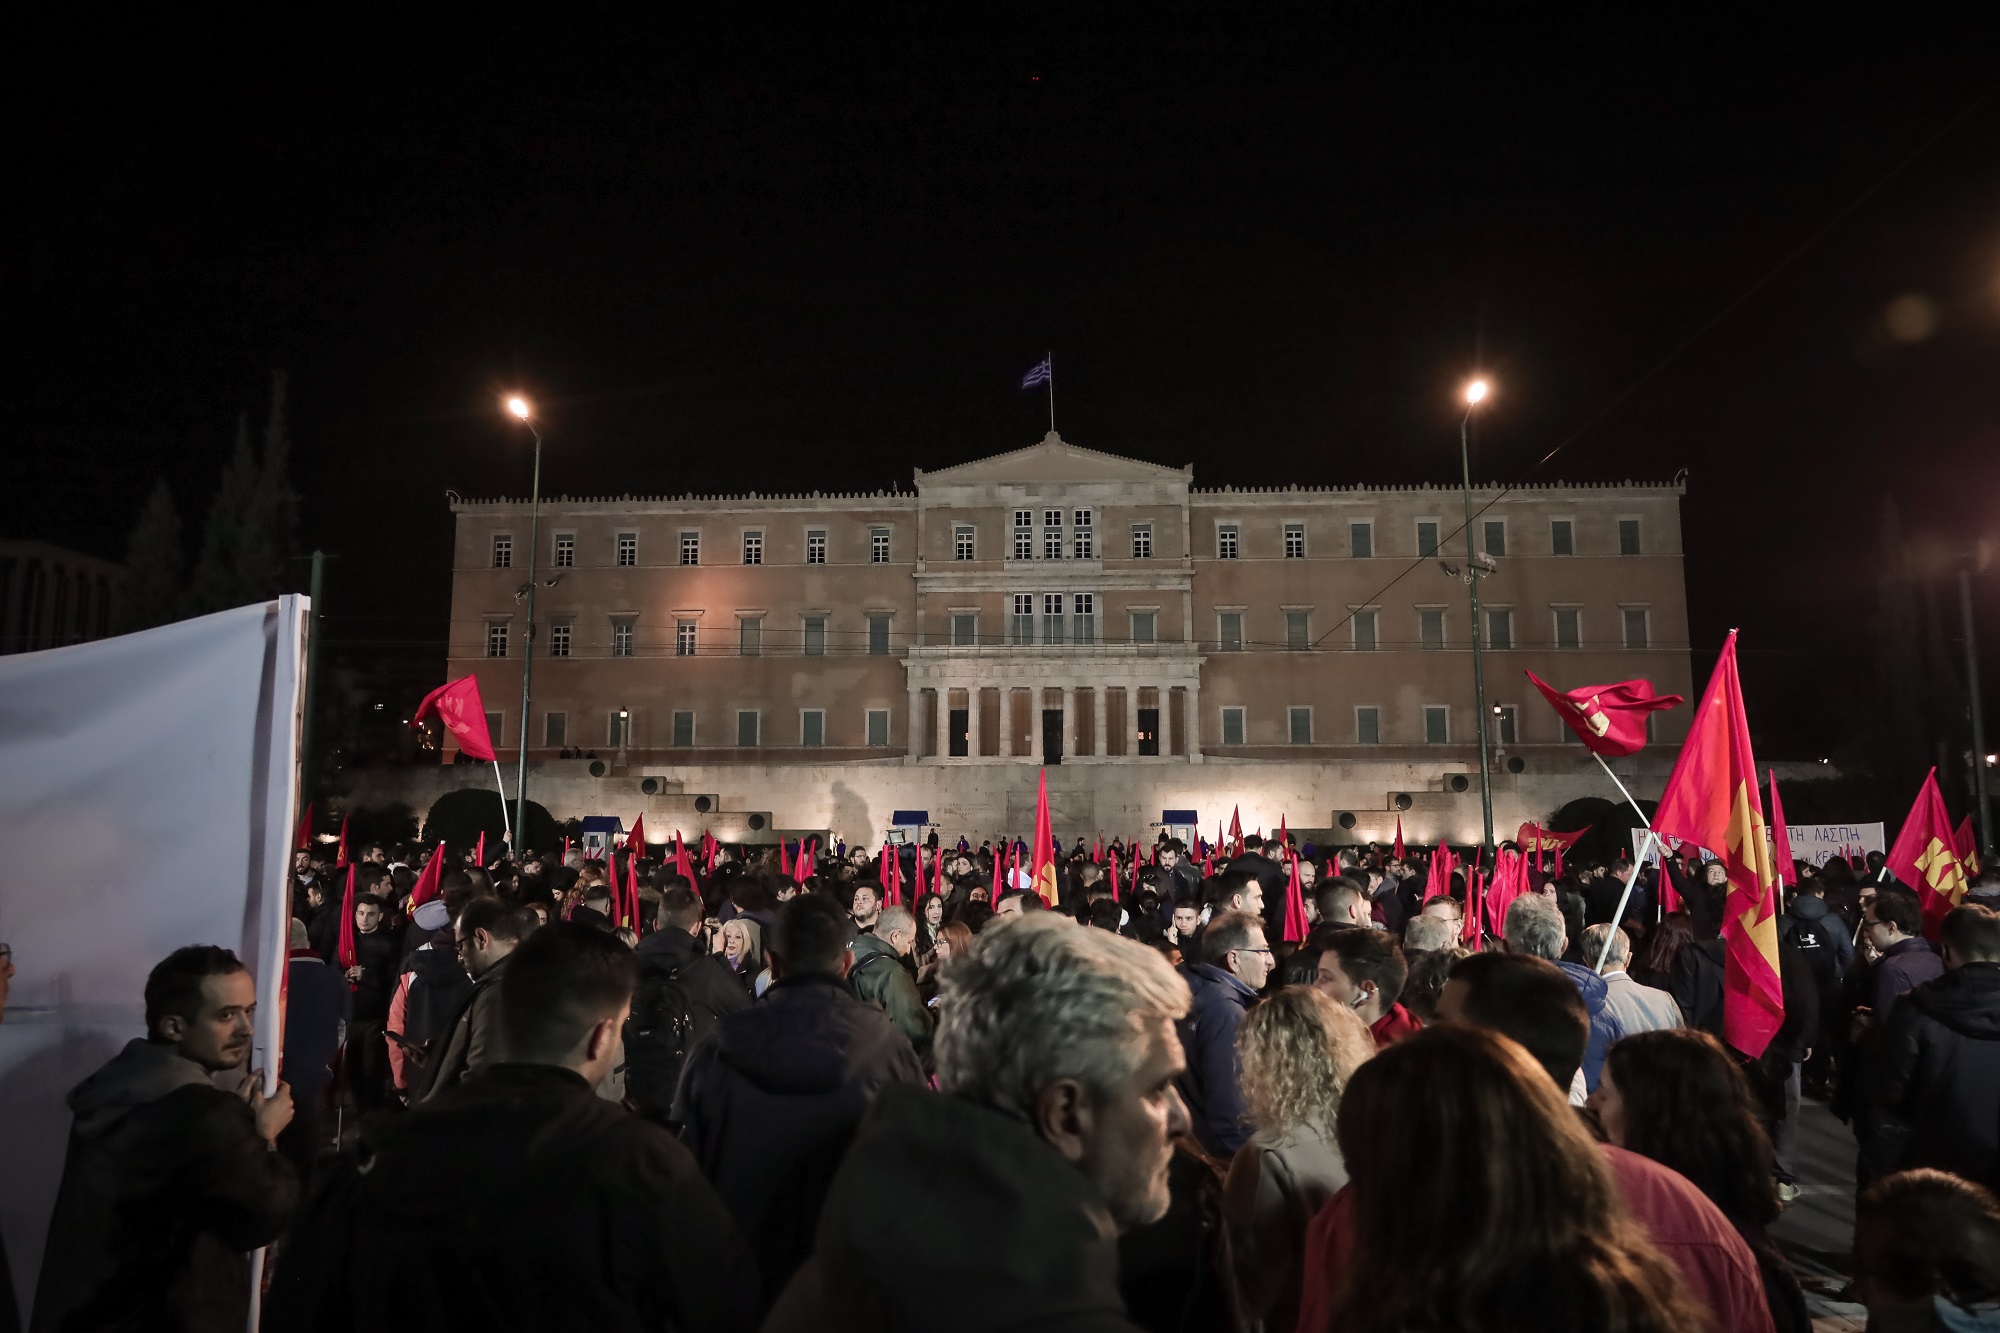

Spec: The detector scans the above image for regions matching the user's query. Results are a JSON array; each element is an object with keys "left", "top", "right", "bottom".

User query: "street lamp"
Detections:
[
  {"left": 505, "top": 394, "right": 544, "bottom": 854},
  {"left": 1461, "top": 378, "right": 1495, "bottom": 856}
]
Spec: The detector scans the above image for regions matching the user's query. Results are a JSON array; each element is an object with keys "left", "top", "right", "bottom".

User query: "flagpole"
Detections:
[
  {"left": 1594, "top": 827, "right": 1662, "bottom": 974},
  {"left": 1046, "top": 351, "right": 1055, "bottom": 433},
  {"left": 491, "top": 761, "right": 513, "bottom": 846},
  {"left": 1592, "top": 751, "right": 1652, "bottom": 829}
]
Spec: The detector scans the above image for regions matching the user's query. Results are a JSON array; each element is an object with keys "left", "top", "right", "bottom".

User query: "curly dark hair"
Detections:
[{"left": 1604, "top": 1028, "right": 1779, "bottom": 1225}]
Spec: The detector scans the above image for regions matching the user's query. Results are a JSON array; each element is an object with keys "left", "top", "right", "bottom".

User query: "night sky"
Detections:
[{"left": 10, "top": 11, "right": 1999, "bottom": 757}]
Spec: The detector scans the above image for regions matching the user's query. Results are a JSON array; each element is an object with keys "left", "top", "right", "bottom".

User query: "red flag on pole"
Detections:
[
  {"left": 336, "top": 864, "right": 358, "bottom": 985},
  {"left": 1887, "top": 768, "right": 1970, "bottom": 937},
  {"left": 407, "top": 842, "right": 445, "bottom": 911},
  {"left": 1423, "top": 842, "right": 1458, "bottom": 905},
  {"left": 414, "top": 676, "right": 498, "bottom": 762},
  {"left": 1392, "top": 815, "right": 1405, "bottom": 862},
  {"left": 624, "top": 849, "right": 643, "bottom": 931},
  {"left": 1108, "top": 845, "right": 1121, "bottom": 900},
  {"left": 473, "top": 830, "right": 486, "bottom": 868},
  {"left": 1031, "top": 770, "right": 1058, "bottom": 906},
  {"left": 1226, "top": 806, "right": 1244, "bottom": 857},
  {"left": 1525, "top": 669, "right": 1684, "bottom": 757},
  {"left": 296, "top": 802, "right": 314, "bottom": 853},
  {"left": 1766, "top": 772, "right": 1797, "bottom": 889},
  {"left": 701, "top": 830, "right": 717, "bottom": 877},
  {"left": 1651, "top": 632, "right": 1785, "bottom": 1059},
  {"left": 990, "top": 837, "right": 1004, "bottom": 901},
  {"left": 1276, "top": 815, "right": 1288, "bottom": 854},
  {"left": 673, "top": 831, "right": 694, "bottom": 882},
  {"left": 333, "top": 813, "right": 349, "bottom": 868},
  {"left": 1956, "top": 816, "right": 1982, "bottom": 877},
  {"left": 626, "top": 814, "right": 648, "bottom": 856},
  {"left": 890, "top": 846, "right": 905, "bottom": 907},
  {"left": 1282, "top": 851, "right": 1310, "bottom": 944}
]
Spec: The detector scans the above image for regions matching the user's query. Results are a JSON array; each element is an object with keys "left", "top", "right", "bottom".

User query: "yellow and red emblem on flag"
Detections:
[
  {"left": 1030, "top": 769, "right": 1059, "bottom": 906},
  {"left": 1651, "top": 632, "right": 1785, "bottom": 1059},
  {"left": 1888, "top": 768, "right": 1969, "bottom": 937}
]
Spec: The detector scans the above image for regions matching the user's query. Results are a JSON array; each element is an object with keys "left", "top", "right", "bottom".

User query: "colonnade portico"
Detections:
[{"left": 903, "top": 644, "right": 1204, "bottom": 764}]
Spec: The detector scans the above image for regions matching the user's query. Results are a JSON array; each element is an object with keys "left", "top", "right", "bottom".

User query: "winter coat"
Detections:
[
  {"left": 413, "top": 952, "right": 508, "bottom": 1102},
  {"left": 347, "top": 929, "right": 400, "bottom": 1023},
  {"left": 634, "top": 925, "right": 751, "bottom": 1034},
  {"left": 1552, "top": 961, "right": 1628, "bottom": 1092},
  {"left": 847, "top": 931, "right": 933, "bottom": 1062},
  {"left": 1175, "top": 963, "right": 1259, "bottom": 1156},
  {"left": 283, "top": 952, "right": 351, "bottom": 1096},
  {"left": 674, "top": 974, "right": 925, "bottom": 1306},
  {"left": 1601, "top": 970, "right": 1683, "bottom": 1035},
  {"left": 763, "top": 1083, "right": 1142, "bottom": 1333},
  {"left": 265, "top": 1063, "right": 758, "bottom": 1332},
  {"left": 1873, "top": 937, "right": 1944, "bottom": 1019},
  {"left": 1874, "top": 962, "right": 2000, "bottom": 1188},
  {"left": 32, "top": 1040, "right": 297, "bottom": 1333},
  {"left": 1780, "top": 893, "right": 1854, "bottom": 980},
  {"left": 398, "top": 938, "right": 473, "bottom": 1049}
]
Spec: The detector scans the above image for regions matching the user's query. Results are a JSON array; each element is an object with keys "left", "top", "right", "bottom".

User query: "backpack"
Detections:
[
  {"left": 623, "top": 957, "right": 700, "bottom": 1122},
  {"left": 848, "top": 950, "right": 898, "bottom": 1010}
]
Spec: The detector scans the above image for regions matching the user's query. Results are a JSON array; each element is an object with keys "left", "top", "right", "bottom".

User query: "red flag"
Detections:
[
  {"left": 626, "top": 814, "right": 647, "bottom": 856},
  {"left": 1423, "top": 842, "right": 1458, "bottom": 906},
  {"left": 990, "top": 838, "right": 1004, "bottom": 901},
  {"left": 1392, "top": 815, "right": 1405, "bottom": 862},
  {"left": 1466, "top": 868, "right": 1485, "bottom": 952},
  {"left": 415, "top": 676, "right": 498, "bottom": 762},
  {"left": 473, "top": 830, "right": 486, "bottom": 868},
  {"left": 1146, "top": 836, "right": 1157, "bottom": 868},
  {"left": 1276, "top": 815, "right": 1289, "bottom": 853},
  {"left": 932, "top": 840, "right": 945, "bottom": 896},
  {"left": 1227, "top": 806, "right": 1243, "bottom": 857},
  {"left": 1031, "top": 770, "right": 1058, "bottom": 906},
  {"left": 295, "top": 802, "right": 314, "bottom": 853},
  {"left": 1107, "top": 844, "right": 1121, "bottom": 900},
  {"left": 333, "top": 813, "right": 350, "bottom": 868},
  {"left": 1282, "top": 851, "right": 1310, "bottom": 944},
  {"left": 407, "top": 842, "right": 445, "bottom": 911},
  {"left": 1887, "top": 768, "right": 1970, "bottom": 937},
  {"left": 673, "top": 831, "right": 694, "bottom": 882},
  {"left": 336, "top": 864, "right": 358, "bottom": 983},
  {"left": 624, "top": 849, "right": 643, "bottom": 930},
  {"left": 1766, "top": 771, "right": 1797, "bottom": 889},
  {"left": 889, "top": 845, "right": 905, "bottom": 907},
  {"left": 1515, "top": 823, "right": 1587, "bottom": 856},
  {"left": 1652, "top": 632, "right": 1785, "bottom": 1059},
  {"left": 1525, "top": 669, "right": 1683, "bottom": 757},
  {"left": 701, "top": 830, "right": 717, "bottom": 877},
  {"left": 1956, "top": 815, "right": 1982, "bottom": 877}
]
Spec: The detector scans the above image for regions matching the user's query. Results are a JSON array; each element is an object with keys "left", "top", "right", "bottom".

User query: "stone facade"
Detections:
[{"left": 442, "top": 432, "right": 1692, "bottom": 832}]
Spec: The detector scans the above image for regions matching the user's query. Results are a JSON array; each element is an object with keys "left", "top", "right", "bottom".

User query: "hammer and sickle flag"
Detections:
[
  {"left": 1526, "top": 670, "right": 1683, "bottom": 757},
  {"left": 1888, "top": 769, "right": 1970, "bottom": 938}
]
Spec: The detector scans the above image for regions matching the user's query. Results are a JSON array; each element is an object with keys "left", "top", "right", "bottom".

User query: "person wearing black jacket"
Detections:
[
  {"left": 623, "top": 886, "right": 751, "bottom": 1120},
  {"left": 1873, "top": 905, "right": 2000, "bottom": 1189},
  {"left": 1227, "top": 836, "right": 1289, "bottom": 937},
  {"left": 268, "top": 922, "right": 758, "bottom": 1332}
]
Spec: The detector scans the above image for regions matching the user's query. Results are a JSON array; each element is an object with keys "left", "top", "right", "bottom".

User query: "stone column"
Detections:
[
  {"left": 1186, "top": 676, "right": 1203, "bottom": 762},
  {"left": 1094, "top": 684, "right": 1108, "bottom": 758},
  {"left": 1128, "top": 680, "right": 1142, "bottom": 759},
  {"left": 1061, "top": 685, "right": 1076, "bottom": 762},
  {"left": 936, "top": 685, "right": 951, "bottom": 762},
  {"left": 906, "top": 685, "right": 925, "bottom": 765},
  {"left": 998, "top": 679, "right": 1012, "bottom": 760}
]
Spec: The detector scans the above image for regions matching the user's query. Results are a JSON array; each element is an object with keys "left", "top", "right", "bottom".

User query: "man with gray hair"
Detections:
[
  {"left": 1403, "top": 913, "right": 1456, "bottom": 955},
  {"left": 766, "top": 914, "right": 1192, "bottom": 1331},
  {"left": 1581, "top": 923, "right": 1682, "bottom": 1034},
  {"left": 848, "top": 903, "right": 933, "bottom": 1064},
  {"left": 1504, "top": 892, "right": 1626, "bottom": 1093}
]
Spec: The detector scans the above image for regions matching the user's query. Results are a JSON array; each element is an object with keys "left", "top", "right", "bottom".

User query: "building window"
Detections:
[
  {"left": 1284, "top": 523, "right": 1306, "bottom": 559},
  {"left": 1012, "top": 593, "right": 1035, "bottom": 645},
  {"left": 1221, "top": 707, "right": 1246, "bottom": 745},
  {"left": 1288, "top": 707, "right": 1313, "bottom": 744},
  {"left": 553, "top": 534, "right": 574, "bottom": 568},
  {"left": 1131, "top": 523, "right": 1153, "bottom": 559},
  {"left": 1073, "top": 509, "right": 1094, "bottom": 558},
  {"left": 1352, "top": 609, "right": 1379, "bottom": 650},
  {"left": 548, "top": 621, "right": 571, "bottom": 658},
  {"left": 1487, "top": 608, "right": 1512, "bottom": 650},
  {"left": 739, "top": 617, "right": 762, "bottom": 656},
  {"left": 1130, "top": 610, "right": 1156, "bottom": 645},
  {"left": 544, "top": 711, "right": 567, "bottom": 747},
  {"left": 1416, "top": 520, "right": 1440, "bottom": 558},
  {"left": 804, "top": 616, "right": 826, "bottom": 656},
  {"left": 742, "top": 531, "right": 763, "bottom": 565},
  {"left": 668, "top": 711, "right": 694, "bottom": 746},
  {"left": 608, "top": 711, "right": 628, "bottom": 747},
  {"left": 1424, "top": 705, "right": 1450, "bottom": 744},
  {"left": 1495, "top": 704, "right": 1518, "bottom": 744},
  {"left": 1216, "top": 524, "right": 1239, "bottom": 560},
  {"left": 1285, "top": 610, "right": 1309, "bottom": 650},
  {"left": 952, "top": 613, "right": 977, "bottom": 647},
  {"left": 1554, "top": 607, "right": 1582, "bottom": 649},
  {"left": 868, "top": 614, "right": 891, "bottom": 655},
  {"left": 1014, "top": 509, "right": 1034, "bottom": 559},
  {"left": 612, "top": 620, "right": 634, "bottom": 657},
  {"left": 680, "top": 531, "right": 700, "bottom": 566},
  {"left": 1349, "top": 521, "right": 1373, "bottom": 559},
  {"left": 1072, "top": 593, "right": 1095, "bottom": 645},
  {"left": 1619, "top": 519, "right": 1642, "bottom": 556},
  {"left": 1042, "top": 593, "right": 1066, "bottom": 646},
  {"left": 806, "top": 529, "right": 826, "bottom": 564},
  {"left": 866, "top": 709, "right": 891, "bottom": 747},
  {"left": 1356, "top": 706, "right": 1381, "bottom": 745},
  {"left": 616, "top": 532, "right": 637, "bottom": 567},
  {"left": 1419, "top": 608, "right": 1446, "bottom": 650},
  {"left": 954, "top": 525, "right": 976, "bottom": 561},
  {"left": 1623, "top": 607, "right": 1650, "bottom": 649},
  {"left": 870, "top": 527, "right": 891, "bottom": 564},
  {"left": 486, "top": 622, "right": 509, "bottom": 658},
  {"left": 676, "top": 619, "right": 697, "bottom": 657},
  {"left": 1483, "top": 520, "right": 1506, "bottom": 557},
  {"left": 737, "top": 711, "right": 759, "bottom": 747},
  {"left": 801, "top": 710, "right": 825, "bottom": 747},
  {"left": 1551, "top": 519, "right": 1574, "bottom": 556},
  {"left": 1219, "top": 612, "right": 1244, "bottom": 652},
  {"left": 485, "top": 711, "right": 504, "bottom": 745},
  {"left": 491, "top": 534, "right": 512, "bottom": 569},
  {"left": 1043, "top": 511, "right": 1063, "bottom": 560}
]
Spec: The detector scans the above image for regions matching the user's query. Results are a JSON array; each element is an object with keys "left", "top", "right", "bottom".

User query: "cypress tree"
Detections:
[{"left": 118, "top": 478, "right": 187, "bottom": 631}]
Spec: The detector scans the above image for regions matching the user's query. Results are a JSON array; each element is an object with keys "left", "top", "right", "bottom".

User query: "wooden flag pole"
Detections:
[
  {"left": 492, "top": 760, "right": 514, "bottom": 848},
  {"left": 1594, "top": 827, "right": 1661, "bottom": 974}
]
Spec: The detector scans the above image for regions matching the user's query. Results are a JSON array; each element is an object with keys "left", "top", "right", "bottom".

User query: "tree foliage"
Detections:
[
  {"left": 118, "top": 478, "right": 187, "bottom": 631},
  {"left": 187, "top": 370, "right": 302, "bottom": 616}
]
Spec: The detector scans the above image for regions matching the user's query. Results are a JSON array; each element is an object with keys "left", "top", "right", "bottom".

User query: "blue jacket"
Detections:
[
  {"left": 1175, "top": 963, "right": 1258, "bottom": 1156},
  {"left": 1874, "top": 937, "right": 1944, "bottom": 1020},
  {"left": 1556, "top": 961, "right": 1628, "bottom": 1093},
  {"left": 283, "top": 954, "right": 351, "bottom": 1094}
]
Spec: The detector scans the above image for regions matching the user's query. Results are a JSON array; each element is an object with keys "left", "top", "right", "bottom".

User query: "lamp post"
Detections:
[
  {"left": 506, "top": 395, "right": 542, "bottom": 854},
  {"left": 1461, "top": 379, "right": 1495, "bottom": 856}
]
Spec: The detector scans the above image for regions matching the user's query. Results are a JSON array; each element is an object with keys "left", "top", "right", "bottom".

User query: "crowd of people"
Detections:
[{"left": 14, "top": 824, "right": 2000, "bottom": 1332}]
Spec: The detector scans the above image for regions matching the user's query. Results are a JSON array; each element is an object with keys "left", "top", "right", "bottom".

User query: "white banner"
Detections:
[
  {"left": 0, "top": 599, "right": 303, "bottom": 1324},
  {"left": 1786, "top": 821, "right": 1886, "bottom": 867}
]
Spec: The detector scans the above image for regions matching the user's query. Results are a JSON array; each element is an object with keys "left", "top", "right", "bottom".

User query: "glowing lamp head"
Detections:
[
  {"left": 504, "top": 395, "right": 533, "bottom": 421},
  {"left": 1464, "top": 379, "right": 1490, "bottom": 406}
]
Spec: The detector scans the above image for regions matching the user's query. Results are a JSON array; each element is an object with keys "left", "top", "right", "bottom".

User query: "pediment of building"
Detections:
[{"left": 917, "top": 432, "right": 1190, "bottom": 489}]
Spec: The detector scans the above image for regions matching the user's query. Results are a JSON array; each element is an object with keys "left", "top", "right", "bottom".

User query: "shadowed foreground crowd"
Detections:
[{"left": 12, "top": 832, "right": 2000, "bottom": 1332}]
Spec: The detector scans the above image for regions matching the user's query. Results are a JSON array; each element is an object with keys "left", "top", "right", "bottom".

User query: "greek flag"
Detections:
[{"left": 1021, "top": 357, "right": 1052, "bottom": 389}]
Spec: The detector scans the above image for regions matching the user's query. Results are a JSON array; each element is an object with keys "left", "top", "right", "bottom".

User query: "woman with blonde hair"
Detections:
[{"left": 1223, "top": 985, "right": 1376, "bottom": 1331}]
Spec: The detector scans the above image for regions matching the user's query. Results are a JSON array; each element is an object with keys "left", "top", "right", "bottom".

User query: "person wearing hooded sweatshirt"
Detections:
[
  {"left": 33, "top": 946, "right": 296, "bottom": 1333},
  {"left": 674, "top": 892, "right": 924, "bottom": 1308},
  {"left": 1874, "top": 905, "right": 2000, "bottom": 1188},
  {"left": 1504, "top": 893, "right": 1625, "bottom": 1097},
  {"left": 764, "top": 912, "right": 1195, "bottom": 1333}
]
